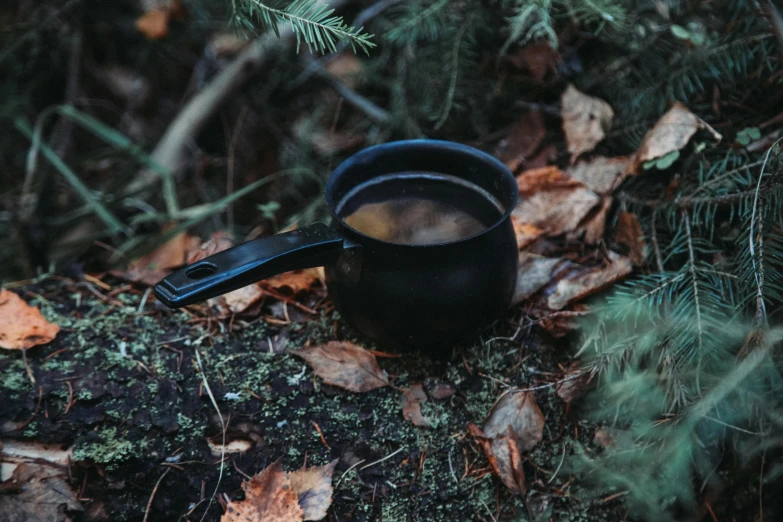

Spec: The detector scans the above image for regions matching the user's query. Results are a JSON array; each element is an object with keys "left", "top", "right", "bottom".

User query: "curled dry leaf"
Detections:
[
  {"left": 264, "top": 269, "right": 322, "bottom": 295},
  {"left": 116, "top": 229, "right": 201, "bottom": 286},
  {"left": 0, "top": 289, "right": 59, "bottom": 350},
  {"left": 615, "top": 211, "right": 647, "bottom": 265},
  {"left": 292, "top": 341, "right": 389, "bottom": 393},
  {"left": 187, "top": 231, "right": 235, "bottom": 263},
  {"left": 566, "top": 155, "right": 635, "bottom": 195},
  {"left": 288, "top": 460, "right": 338, "bottom": 521},
  {"left": 0, "top": 440, "right": 73, "bottom": 481},
  {"left": 514, "top": 167, "right": 601, "bottom": 237},
  {"left": 0, "top": 463, "right": 82, "bottom": 522},
  {"left": 222, "top": 462, "right": 303, "bottom": 522},
  {"left": 546, "top": 252, "right": 633, "bottom": 310},
  {"left": 401, "top": 384, "right": 431, "bottom": 428},
  {"left": 634, "top": 102, "right": 722, "bottom": 168},
  {"left": 512, "top": 253, "right": 561, "bottom": 305},
  {"left": 494, "top": 110, "right": 546, "bottom": 173},
  {"left": 483, "top": 391, "right": 545, "bottom": 453},
  {"left": 468, "top": 424, "right": 526, "bottom": 495},
  {"left": 561, "top": 84, "right": 614, "bottom": 162}
]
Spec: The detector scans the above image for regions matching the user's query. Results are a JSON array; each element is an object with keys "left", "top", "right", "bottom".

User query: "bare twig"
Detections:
[
  {"left": 128, "top": 0, "right": 348, "bottom": 193},
  {"left": 143, "top": 467, "right": 171, "bottom": 522}
]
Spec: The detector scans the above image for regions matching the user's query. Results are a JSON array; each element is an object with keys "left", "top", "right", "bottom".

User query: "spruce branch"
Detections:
[{"left": 234, "top": 0, "right": 375, "bottom": 54}]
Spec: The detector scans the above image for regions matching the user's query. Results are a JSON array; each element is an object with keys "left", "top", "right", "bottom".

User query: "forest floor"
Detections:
[{"left": 0, "top": 277, "right": 634, "bottom": 522}]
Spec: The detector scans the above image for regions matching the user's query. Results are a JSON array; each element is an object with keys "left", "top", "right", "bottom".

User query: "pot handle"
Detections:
[{"left": 154, "top": 223, "right": 355, "bottom": 308}]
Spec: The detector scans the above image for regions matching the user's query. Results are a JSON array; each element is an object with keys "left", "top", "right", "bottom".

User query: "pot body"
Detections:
[{"left": 323, "top": 140, "right": 519, "bottom": 352}]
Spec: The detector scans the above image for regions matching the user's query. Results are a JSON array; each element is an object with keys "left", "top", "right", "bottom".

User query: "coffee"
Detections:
[{"left": 338, "top": 172, "right": 503, "bottom": 245}]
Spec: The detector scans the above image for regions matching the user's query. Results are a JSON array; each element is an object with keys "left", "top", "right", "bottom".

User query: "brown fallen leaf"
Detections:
[
  {"left": 555, "top": 362, "right": 591, "bottom": 404},
  {"left": 483, "top": 391, "right": 545, "bottom": 453},
  {"left": 512, "top": 253, "right": 561, "bottom": 305},
  {"left": 222, "top": 462, "right": 303, "bottom": 522},
  {"left": 288, "top": 460, "right": 338, "bottom": 521},
  {"left": 569, "top": 196, "right": 613, "bottom": 244},
  {"left": 0, "top": 463, "right": 82, "bottom": 522},
  {"left": 566, "top": 155, "right": 635, "bottom": 195},
  {"left": 615, "top": 211, "right": 647, "bottom": 265},
  {"left": 429, "top": 383, "right": 456, "bottom": 400},
  {"left": 494, "top": 110, "right": 547, "bottom": 173},
  {"left": 136, "top": 9, "right": 170, "bottom": 39},
  {"left": 0, "top": 440, "right": 73, "bottom": 481},
  {"left": 468, "top": 424, "right": 526, "bottom": 495},
  {"left": 187, "top": 230, "right": 235, "bottom": 263},
  {"left": 292, "top": 341, "right": 389, "bottom": 393},
  {"left": 561, "top": 84, "right": 614, "bottom": 163},
  {"left": 401, "top": 384, "right": 431, "bottom": 427},
  {"left": 514, "top": 167, "right": 601, "bottom": 237},
  {"left": 534, "top": 306, "right": 589, "bottom": 338},
  {"left": 264, "top": 269, "right": 322, "bottom": 295},
  {"left": 115, "top": 229, "right": 201, "bottom": 286},
  {"left": 0, "top": 289, "right": 59, "bottom": 350},
  {"left": 507, "top": 42, "right": 558, "bottom": 83},
  {"left": 512, "top": 217, "right": 545, "bottom": 250},
  {"left": 546, "top": 251, "right": 633, "bottom": 310},
  {"left": 634, "top": 102, "right": 722, "bottom": 168}
]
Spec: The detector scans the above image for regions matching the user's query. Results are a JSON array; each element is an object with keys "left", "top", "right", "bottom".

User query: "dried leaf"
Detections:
[
  {"left": 223, "top": 285, "right": 266, "bottom": 314},
  {"left": 561, "top": 84, "right": 614, "bottom": 162},
  {"left": 292, "top": 342, "right": 389, "bottom": 393},
  {"left": 187, "top": 231, "right": 235, "bottom": 263},
  {"left": 0, "top": 441, "right": 73, "bottom": 481},
  {"left": 264, "top": 269, "right": 321, "bottom": 295},
  {"left": 429, "top": 383, "right": 456, "bottom": 400},
  {"left": 136, "top": 9, "right": 170, "bottom": 39},
  {"left": 534, "top": 306, "right": 588, "bottom": 338},
  {"left": 568, "top": 196, "right": 612, "bottom": 244},
  {"left": 512, "top": 253, "right": 560, "bottom": 305},
  {"left": 401, "top": 384, "right": 431, "bottom": 427},
  {"left": 615, "top": 211, "right": 646, "bottom": 265},
  {"left": 634, "top": 102, "right": 721, "bottom": 168},
  {"left": 207, "top": 438, "right": 253, "bottom": 457},
  {"left": 0, "top": 289, "right": 59, "bottom": 350},
  {"left": 117, "top": 230, "right": 201, "bottom": 286},
  {"left": 507, "top": 42, "right": 558, "bottom": 83},
  {"left": 495, "top": 111, "right": 546, "bottom": 173},
  {"left": 222, "top": 462, "right": 303, "bottom": 522},
  {"left": 512, "top": 217, "right": 544, "bottom": 250},
  {"left": 566, "top": 156, "right": 635, "bottom": 195},
  {"left": 546, "top": 252, "right": 633, "bottom": 310},
  {"left": 483, "top": 391, "right": 545, "bottom": 453},
  {"left": 468, "top": 424, "right": 526, "bottom": 495},
  {"left": 555, "top": 363, "right": 590, "bottom": 404},
  {"left": 288, "top": 460, "right": 337, "bottom": 521},
  {"left": 0, "top": 463, "right": 82, "bottom": 522},
  {"left": 514, "top": 167, "right": 601, "bottom": 237}
]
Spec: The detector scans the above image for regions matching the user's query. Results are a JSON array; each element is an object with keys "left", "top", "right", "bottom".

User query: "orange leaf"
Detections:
[
  {"left": 483, "top": 391, "right": 545, "bottom": 453},
  {"left": 222, "top": 462, "right": 303, "bottom": 522},
  {"left": 546, "top": 251, "right": 633, "bottom": 310},
  {"left": 136, "top": 9, "right": 170, "bottom": 40},
  {"left": 291, "top": 341, "right": 389, "bottom": 392},
  {"left": 468, "top": 424, "right": 526, "bottom": 495},
  {"left": 614, "top": 211, "right": 647, "bottom": 265},
  {"left": 494, "top": 110, "right": 546, "bottom": 173},
  {"left": 115, "top": 229, "right": 201, "bottom": 286},
  {"left": 264, "top": 269, "right": 321, "bottom": 295},
  {"left": 0, "top": 289, "right": 59, "bottom": 350}
]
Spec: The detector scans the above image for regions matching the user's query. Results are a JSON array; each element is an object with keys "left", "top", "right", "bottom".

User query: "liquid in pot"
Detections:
[{"left": 337, "top": 172, "right": 504, "bottom": 245}]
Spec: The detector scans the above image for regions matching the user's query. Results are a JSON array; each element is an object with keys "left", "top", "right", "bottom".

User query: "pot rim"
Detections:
[{"left": 325, "top": 139, "right": 519, "bottom": 248}]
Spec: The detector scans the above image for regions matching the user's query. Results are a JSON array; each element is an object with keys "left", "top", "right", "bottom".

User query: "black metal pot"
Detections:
[{"left": 154, "top": 140, "right": 519, "bottom": 354}]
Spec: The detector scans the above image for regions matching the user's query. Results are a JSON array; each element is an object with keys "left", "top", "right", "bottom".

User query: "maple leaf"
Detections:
[
  {"left": 401, "top": 384, "right": 431, "bottom": 427},
  {"left": 0, "top": 289, "right": 59, "bottom": 350},
  {"left": 222, "top": 462, "right": 304, "bottom": 522},
  {"left": 561, "top": 84, "right": 614, "bottom": 163},
  {"left": 291, "top": 341, "right": 389, "bottom": 393}
]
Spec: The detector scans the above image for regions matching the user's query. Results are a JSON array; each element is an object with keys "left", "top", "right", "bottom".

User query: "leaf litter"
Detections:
[
  {"left": 291, "top": 341, "right": 389, "bottom": 393},
  {"left": 0, "top": 289, "right": 59, "bottom": 350}
]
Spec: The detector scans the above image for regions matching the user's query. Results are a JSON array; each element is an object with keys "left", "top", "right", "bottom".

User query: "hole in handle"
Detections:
[{"left": 185, "top": 263, "right": 217, "bottom": 280}]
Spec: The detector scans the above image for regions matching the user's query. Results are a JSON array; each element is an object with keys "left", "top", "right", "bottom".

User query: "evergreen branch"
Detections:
[
  {"left": 434, "top": 18, "right": 471, "bottom": 130},
  {"left": 385, "top": 0, "right": 451, "bottom": 44},
  {"left": 237, "top": 0, "right": 375, "bottom": 54},
  {"left": 683, "top": 211, "right": 704, "bottom": 394}
]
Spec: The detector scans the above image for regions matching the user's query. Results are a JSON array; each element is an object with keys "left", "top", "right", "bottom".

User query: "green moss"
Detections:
[{"left": 74, "top": 427, "right": 135, "bottom": 465}]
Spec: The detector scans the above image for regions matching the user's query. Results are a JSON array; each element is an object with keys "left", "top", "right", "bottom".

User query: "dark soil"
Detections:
[{"left": 0, "top": 278, "right": 632, "bottom": 521}]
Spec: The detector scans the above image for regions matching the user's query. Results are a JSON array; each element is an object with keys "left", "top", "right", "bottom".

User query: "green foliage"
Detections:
[{"left": 231, "top": 0, "right": 375, "bottom": 54}]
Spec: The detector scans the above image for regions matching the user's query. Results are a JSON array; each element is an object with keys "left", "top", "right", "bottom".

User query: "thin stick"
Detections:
[
  {"left": 195, "top": 349, "right": 226, "bottom": 522},
  {"left": 359, "top": 447, "right": 404, "bottom": 470},
  {"left": 143, "top": 467, "right": 171, "bottom": 522},
  {"left": 21, "top": 347, "right": 35, "bottom": 384}
]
